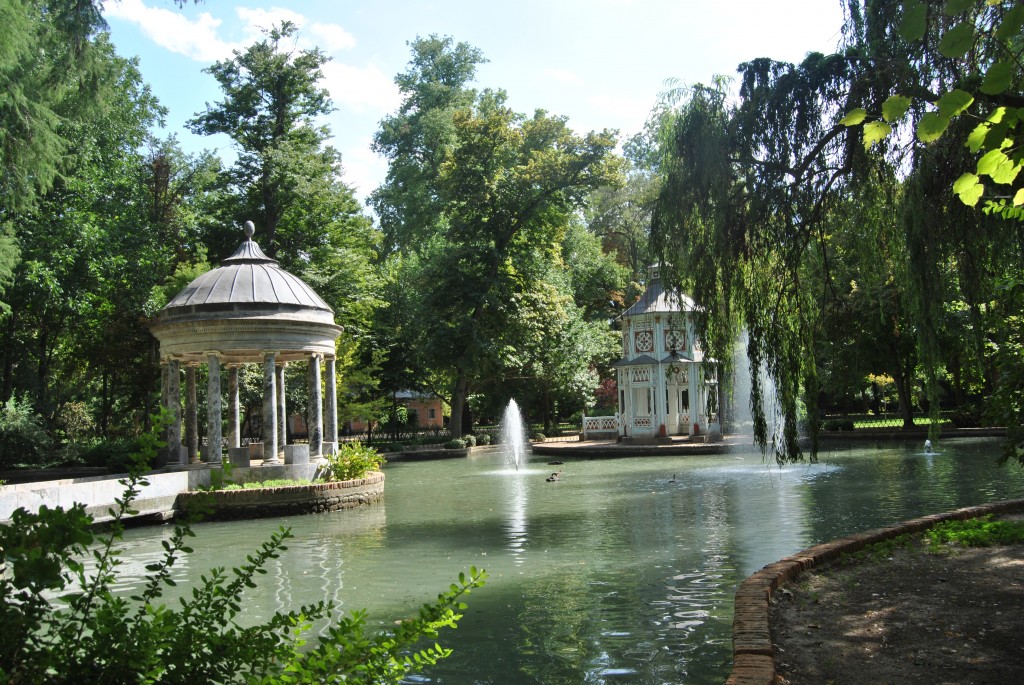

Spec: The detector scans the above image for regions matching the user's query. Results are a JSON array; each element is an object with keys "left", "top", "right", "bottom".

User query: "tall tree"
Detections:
[
  {"left": 188, "top": 21, "right": 335, "bottom": 261},
  {"left": 373, "top": 39, "right": 622, "bottom": 437}
]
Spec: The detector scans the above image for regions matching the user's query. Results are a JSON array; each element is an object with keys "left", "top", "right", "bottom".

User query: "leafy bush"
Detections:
[
  {"left": 0, "top": 413, "right": 486, "bottom": 684},
  {"left": 925, "top": 515, "right": 1024, "bottom": 549},
  {"left": 444, "top": 439, "right": 467, "bottom": 450},
  {"left": 463, "top": 434, "right": 477, "bottom": 447},
  {"left": 323, "top": 442, "right": 385, "bottom": 482},
  {"left": 531, "top": 432, "right": 546, "bottom": 442},
  {"left": 476, "top": 433, "right": 492, "bottom": 446},
  {"left": 78, "top": 437, "right": 156, "bottom": 473},
  {"left": 0, "top": 395, "right": 51, "bottom": 468},
  {"left": 823, "top": 418, "right": 855, "bottom": 431},
  {"left": 950, "top": 405, "right": 981, "bottom": 428}
]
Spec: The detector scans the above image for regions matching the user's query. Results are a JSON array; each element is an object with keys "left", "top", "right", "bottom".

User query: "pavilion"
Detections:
[
  {"left": 613, "top": 264, "right": 719, "bottom": 441},
  {"left": 150, "top": 221, "right": 342, "bottom": 466}
]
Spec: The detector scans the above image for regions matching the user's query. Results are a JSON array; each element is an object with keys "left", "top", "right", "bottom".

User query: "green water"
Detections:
[{"left": 110, "top": 438, "right": 1024, "bottom": 684}]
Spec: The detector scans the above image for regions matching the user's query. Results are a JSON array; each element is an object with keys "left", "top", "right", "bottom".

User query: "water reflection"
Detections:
[{"left": 94, "top": 438, "right": 1022, "bottom": 684}]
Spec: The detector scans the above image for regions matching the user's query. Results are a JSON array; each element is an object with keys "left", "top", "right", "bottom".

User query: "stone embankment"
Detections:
[{"left": 175, "top": 472, "right": 384, "bottom": 520}]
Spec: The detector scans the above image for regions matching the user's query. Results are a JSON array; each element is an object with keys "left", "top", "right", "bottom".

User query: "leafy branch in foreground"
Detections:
[{"left": 0, "top": 412, "right": 485, "bottom": 683}]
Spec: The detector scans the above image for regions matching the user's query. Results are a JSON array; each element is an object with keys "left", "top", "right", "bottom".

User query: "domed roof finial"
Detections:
[{"left": 243, "top": 220, "right": 255, "bottom": 239}]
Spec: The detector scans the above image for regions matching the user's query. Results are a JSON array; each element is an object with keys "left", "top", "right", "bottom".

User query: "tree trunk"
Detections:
[
  {"left": 894, "top": 358, "right": 915, "bottom": 429},
  {"left": 449, "top": 370, "right": 469, "bottom": 439},
  {"left": 1, "top": 310, "right": 16, "bottom": 403}
]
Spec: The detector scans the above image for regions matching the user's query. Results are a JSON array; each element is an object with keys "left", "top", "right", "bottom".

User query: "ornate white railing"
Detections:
[{"left": 582, "top": 415, "right": 618, "bottom": 440}]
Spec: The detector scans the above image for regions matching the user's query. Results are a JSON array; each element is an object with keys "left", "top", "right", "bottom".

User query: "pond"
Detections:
[{"left": 109, "top": 438, "right": 1024, "bottom": 684}]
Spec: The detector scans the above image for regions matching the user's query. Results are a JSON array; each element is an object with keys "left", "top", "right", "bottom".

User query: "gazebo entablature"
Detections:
[{"left": 150, "top": 221, "right": 343, "bottom": 468}]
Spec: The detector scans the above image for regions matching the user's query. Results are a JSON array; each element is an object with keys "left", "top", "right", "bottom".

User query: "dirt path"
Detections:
[{"left": 770, "top": 539, "right": 1024, "bottom": 684}]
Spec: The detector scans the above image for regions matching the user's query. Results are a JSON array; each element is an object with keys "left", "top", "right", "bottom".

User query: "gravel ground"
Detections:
[{"left": 770, "top": 535, "right": 1024, "bottom": 685}]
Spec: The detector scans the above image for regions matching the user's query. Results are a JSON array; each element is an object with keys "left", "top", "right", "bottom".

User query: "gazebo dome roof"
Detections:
[
  {"left": 163, "top": 224, "right": 332, "bottom": 317},
  {"left": 151, "top": 221, "right": 341, "bottom": 364}
]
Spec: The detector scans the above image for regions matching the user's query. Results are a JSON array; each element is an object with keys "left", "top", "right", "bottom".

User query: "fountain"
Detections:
[{"left": 500, "top": 399, "right": 528, "bottom": 470}]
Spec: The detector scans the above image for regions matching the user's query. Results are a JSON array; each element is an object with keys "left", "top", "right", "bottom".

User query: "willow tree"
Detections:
[{"left": 652, "top": 0, "right": 1024, "bottom": 463}]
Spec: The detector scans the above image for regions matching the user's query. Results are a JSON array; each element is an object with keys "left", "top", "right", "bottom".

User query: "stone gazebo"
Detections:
[{"left": 151, "top": 221, "right": 342, "bottom": 467}]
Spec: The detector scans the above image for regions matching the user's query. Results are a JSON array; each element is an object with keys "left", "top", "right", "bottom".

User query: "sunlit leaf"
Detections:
[
  {"left": 980, "top": 61, "right": 1015, "bottom": 95},
  {"left": 863, "top": 120, "right": 892, "bottom": 148},
  {"left": 938, "top": 21, "right": 976, "bottom": 58},
  {"left": 1014, "top": 188, "right": 1024, "bottom": 206},
  {"left": 953, "top": 173, "right": 984, "bottom": 206},
  {"left": 917, "top": 112, "right": 950, "bottom": 142},
  {"left": 899, "top": 0, "right": 928, "bottom": 41},
  {"left": 977, "top": 148, "right": 1021, "bottom": 184},
  {"left": 967, "top": 123, "right": 990, "bottom": 152},
  {"left": 936, "top": 89, "right": 974, "bottom": 117},
  {"left": 840, "top": 108, "right": 868, "bottom": 126},
  {"left": 882, "top": 95, "right": 912, "bottom": 123}
]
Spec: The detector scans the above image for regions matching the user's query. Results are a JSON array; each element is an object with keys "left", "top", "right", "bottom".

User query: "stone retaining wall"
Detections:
[
  {"left": 725, "top": 497, "right": 1024, "bottom": 685},
  {"left": 174, "top": 472, "right": 385, "bottom": 521}
]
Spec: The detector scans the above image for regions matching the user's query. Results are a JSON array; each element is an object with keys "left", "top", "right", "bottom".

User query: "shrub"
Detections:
[
  {"left": 823, "top": 418, "right": 855, "bottom": 431},
  {"left": 476, "top": 433, "right": 492, "bottom": 446},
  {"left": 950, "top": 405, "right": 981, "bottom": 428},
  {"left": 79, "top": 438, "right": 155, "bottom": 473},
  {"left": 0, "top": 413, "right": 486, "bottom": 684},
  {"left": 444, "top": 439, "right": 467, "bottom": 450},
  {"left": 531, "top": 432, "right": 546, "bottom": 442},
  {"left": 323, "top": 442, "right": 385, "bottom": 482},
  {"left": 463, "top": 434, "right": 477, "bottom": 447},
  {"left": 0, "top": 396, "right": 51, "bottom": 468}
]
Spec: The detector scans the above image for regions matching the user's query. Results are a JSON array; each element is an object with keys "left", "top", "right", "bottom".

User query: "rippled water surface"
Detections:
[{"left": 109, "top": 438, "right": 1024, "bottom": 684}]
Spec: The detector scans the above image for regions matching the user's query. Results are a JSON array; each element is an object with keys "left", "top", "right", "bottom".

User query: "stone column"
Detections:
[
  {"left": 165, "top": 359, "right": 183, "bottom": 465},
  {"left": 228, "top": 364, "right": 240, "bottom": 449},
  {"left": 307, "top": 353, "right": 323, "bottom": 458},
  {"left": 206, "top": 354, "right": 222, "bottom": 463},
  {"left": 276, "top": 363, "right": 288, "bottom": 456},
  {"left": 262, "top": 352, "right": 279, "bottom": 463},
  {"left": 185, "top": 364, "right": 199, "bottom": 463},
  {"left": 324, "top": 355, "right": 338, "bottom": 452}
]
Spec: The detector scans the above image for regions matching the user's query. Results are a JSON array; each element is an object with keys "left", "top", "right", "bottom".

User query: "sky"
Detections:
[{"left": 101, "top": 0, "right": 846, "bottom": 203}]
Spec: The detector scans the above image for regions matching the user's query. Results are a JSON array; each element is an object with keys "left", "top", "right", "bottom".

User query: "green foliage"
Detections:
[
  {"left": 444, "top": 439, "right": 467, "bottom": 450},
  {"left": 0, "top": 395, "right": 51, "bottom": 468},
  {"left": 463, "top": 434, "right": 477, "bottom": 447},
  {"left": 322, "top": 442, "right": 385, "bottom": 482},
  {"left": 371, "top": 36, "right": 623, "bottom": 439},
  {"left": 823, "top": 419, "right": 856, "bottom": 432},
  {"left": 840, "top": 0, "right": 1024, "bottom": 219},
  {"left": 0, "top": 413, "right": 485, "bottom": 684},
  {"left": 475, "top": 433, "right": 492, "bottom": 446},
  {"left": 925, "top": 515, "right": 1024, "bottom": 549},
  {"left": 218, "top": 478, "right": 315, "bottom": 490}
]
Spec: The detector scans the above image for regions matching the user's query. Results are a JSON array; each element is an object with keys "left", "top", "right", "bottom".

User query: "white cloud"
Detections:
[
  {"left": 543, "top": 67, "right": 582, "bottom": 84},
  {"left": 235, "top": 7, "right": 356, "bottom": 54},
  {"left": 307, "top": 23, "right": 358, "bottom": 53},
  {"left": 337, "top": 138, "right": 387, "bottom": 201},
  {"left": 321, "top": 62, "right": 400, "bottom": 114},
  {"left": 104, "top": 0, "right": 234, "bottom": 62},
  {"left": 584, "top": 93, "right": 653, "bottom": 135},
  {"left": 106, "top": 2, "right": 358, "bottom": 63}
]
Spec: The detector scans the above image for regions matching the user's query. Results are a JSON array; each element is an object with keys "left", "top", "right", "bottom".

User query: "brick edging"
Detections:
[{"left": 725, "top": 498, "right": 1024, "bottom": 685}]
